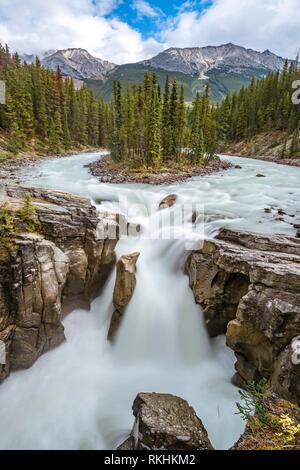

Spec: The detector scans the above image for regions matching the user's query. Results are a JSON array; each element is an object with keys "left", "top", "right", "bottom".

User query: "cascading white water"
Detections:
[{"left": 0, "top": 152, "right": 299, "bottom": 450}]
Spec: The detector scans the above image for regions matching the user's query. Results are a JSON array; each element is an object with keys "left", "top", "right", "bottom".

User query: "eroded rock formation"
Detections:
[
  {"left": 186, "top": 228, "right": 300, "bottom": 404},
  {"left": 108, "top": 252, "right": 140, "bottom": 340},
  {"left": 0, "top": 186, "right": 120, "bottom": 381},
  {"left": 118, "top": 393, "right": 214, "bottom": 450}
]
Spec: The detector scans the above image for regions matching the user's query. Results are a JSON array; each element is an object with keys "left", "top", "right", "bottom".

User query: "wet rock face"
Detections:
[
  {"left": 186, "top": 250, "right": 250, "bottom": 337},
  {"left": 108, "top": 252, "right": 140, "bottom": 340},
  {"left": 0, "top": 186, "right": 119, "bottom": 381},
  {"left": 186, "top": 229, "right": 300, "bottom": 403},
  {"left": 271, "top": 340, "right": 300, "bottom": 404},
  {"left": 118, "top": 393, "right": 214, "bottom": 451},
  {"left": 0, "top": 235, "right": 68, "bottom": 373}
]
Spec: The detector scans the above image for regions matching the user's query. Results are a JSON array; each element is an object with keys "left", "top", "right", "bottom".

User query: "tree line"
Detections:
[
  {"left": 0, "top": 44, "right": 110, "bottom": 154},
  {"left": 214, "top": 59, "right": 300, "bottom": 157},
  {"left": 0, "top": 42, "right": 299, "bottom": 162}
]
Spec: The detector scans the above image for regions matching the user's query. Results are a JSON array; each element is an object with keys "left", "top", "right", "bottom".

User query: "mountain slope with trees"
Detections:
[
  {"left": 33, "top": 44, "right": 289, "bottom": 103},
  {"left": 215, "top": 59, "right": 300, "bottom": 159},
  {"left": 1, "top": 42, "right": 299, "bottom": 173},
  {"left": 0, "top": 44, "right": 110, "bottom": 160}
]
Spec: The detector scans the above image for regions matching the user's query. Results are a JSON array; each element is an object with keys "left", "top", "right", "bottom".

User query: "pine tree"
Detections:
[
  {"left": 161, "top": 76, "right": 170, "bottom": 160},
  {"left": 19, "top": 194, "right": 40, "bottom": 232},
  {"left": 281, "top": 135, "right": 288, "bottom": 158},
  {"left": 176, "top": 85, "right": 186, "bottom": 160},
  {"left": 87, "top": 91, "right": 99, "bottom": 147},
  {"left": 147, "top": 87, "right": 161, "bottom": 165},
  {"left": 48, "top": 111, "right": 63, "bottom": 153},
  {"left": 189, "top": 94, "right": 205, "bottom": 164},
  {"left": 169, "top": 79, "right": 178, "bottom": 158},
  {"left": 7, "top": 120, "right": 23, "bottom": 154},
  {"left": 289, "top": 127, "right": 299, "bottom": 158},
  {"left": 111, "top": 80, "right": 123, "bottom": 162}
]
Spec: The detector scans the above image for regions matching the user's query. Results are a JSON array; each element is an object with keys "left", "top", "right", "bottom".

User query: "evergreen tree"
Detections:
[
  {"left": 169, "top": 80, "right": 178, "bottom": 158},
  {"left": 176, "top": 85, "right": 186, "bottom": 159},
  {"left": 111, "top": 80, "right": 123, "bottom": 162},
  {"left": 161, "top": 76, "right": 170, "bottom": 160},
  {"left": 189, "top": 94, "right": 205, "bottom": 164},
  {"left": 7, "top": 120, "right": 23, "bottom": 154},
  {"left": 147, "top": 87, "right": 161, "bottom": 165},
  {"left": 289, "top": 127, "right": 299, "bottom": 158}
]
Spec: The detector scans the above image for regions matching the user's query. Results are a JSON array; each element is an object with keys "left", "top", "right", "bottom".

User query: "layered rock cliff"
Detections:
[
  {"left": 186, "top": 229, "right": 300, "bottom": 404},
  {"left": 0, "top": 186, "right": 120, "bottom": 381}
]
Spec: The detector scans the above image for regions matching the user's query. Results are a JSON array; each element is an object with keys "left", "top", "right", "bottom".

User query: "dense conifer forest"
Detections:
[
  {"left": 215, "top": 59, "right": 300, "bottom": 157},
  {"left": 0, "top": 43, "right": 299, "bottom": 164},
  {"left": 0, "top": 44, "right": 109, "bottom": 155}
]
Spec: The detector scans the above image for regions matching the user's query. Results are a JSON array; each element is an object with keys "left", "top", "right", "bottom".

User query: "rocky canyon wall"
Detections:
[
  {"left": 0, "top": 186, "right": 120, "bottom": 381},
  {"left": 186, "top": 229, "right": 300, "bottom": 404}
]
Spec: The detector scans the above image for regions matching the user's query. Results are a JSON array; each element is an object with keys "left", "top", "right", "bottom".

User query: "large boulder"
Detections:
[
  {"left": 118, "top": 393, "right": 214, "bottom": 450},
  {"left": 0, "top": 186, "right": 120, "bottom": 382},
  {"left": 186, "top": 229, "right": 300, "bottom": 403},
  {"left": 108, "top": 252, "right": 140, "bottom": 340}
]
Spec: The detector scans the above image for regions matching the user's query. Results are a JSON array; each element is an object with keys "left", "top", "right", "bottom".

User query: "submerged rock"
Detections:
[
  {"left": 186, "top": 228, "right": 300, "bottom": 404},
  {"left": 108, "top": 252, "right": 140, "bottom": 340},
  {"left": 118, "top": 393, "right": 214, "bottom": 450},
  {"left": 159, "top": 194, "right": 177, "bottom": 210},
  {"left": 0, "top": 186, "right": 120, "bottom": 382}
]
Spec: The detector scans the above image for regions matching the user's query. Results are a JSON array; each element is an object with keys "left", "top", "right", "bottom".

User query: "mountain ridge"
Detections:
[
  {"left": 23, "top": 43, "right": 290, "bottom": 101},
  {"left": 139, "top": 43, "right": 287, "bottom": 77},
  {"left": 41, "top": 48, "right": 116, "bottom": 80}
]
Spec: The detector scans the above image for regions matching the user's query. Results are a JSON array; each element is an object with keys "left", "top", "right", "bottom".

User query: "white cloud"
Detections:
[
  {"left": 132, "top": 0, "right": 160, "bottom": 18},
  {"left": 0, "top": 0, "right": 164, "bottom": 63},
  {"left": 93, "top": 0, "right": 122, "bottom": 16},
  {"left": 162, "top": 0, "right": 300, "bottom": 58}
]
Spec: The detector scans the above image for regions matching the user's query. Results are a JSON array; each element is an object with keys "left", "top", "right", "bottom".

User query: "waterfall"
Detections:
[{"left": 0, "top": 151, "right": 299, "bottom": 450}]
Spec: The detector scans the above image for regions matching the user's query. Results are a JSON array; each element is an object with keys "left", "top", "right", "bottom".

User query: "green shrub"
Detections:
[
  {"left": 236, "top": 378, "right": 270, "bottom": 426},
  {"left": 0, "top": 204, "right": 16, "bottom": 236},
  {"left": 0, "top": 204, "right": 17, "bottom": 261},
  {"left": 19, "top": 194, "right": 40, "bottom": 232},
  {"left": 0, "top": 195, "right": 41, "bottom": 261},
  {"left": 0, "top": 154, "right": 8, "bottom": 163}
]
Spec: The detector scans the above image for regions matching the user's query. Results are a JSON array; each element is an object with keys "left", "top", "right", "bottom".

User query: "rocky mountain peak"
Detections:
[
  {"left": 140, "top": 43, "right": 287, "bottom": 77},
  {"left": 41, "top": 48, "right": 116, "bottom": 80}
]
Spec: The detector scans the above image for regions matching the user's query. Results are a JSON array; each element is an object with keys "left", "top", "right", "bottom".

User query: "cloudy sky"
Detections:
[{"left": 0, "top": 0, "right": 299, "bottom": 63}]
